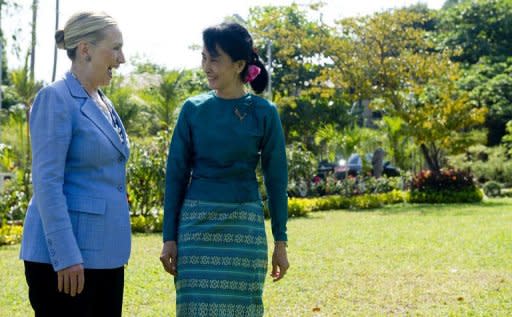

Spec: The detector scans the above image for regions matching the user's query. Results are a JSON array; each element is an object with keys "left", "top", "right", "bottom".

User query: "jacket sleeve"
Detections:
[
  {"left": 261, "top": 104, "right": 288, "bottom": 241},
  {"left": 30, "top": 87, "right": 83, "bottom": 271},
  {"left": 163, "top": 101, "right": 192, "bottom": 241}
]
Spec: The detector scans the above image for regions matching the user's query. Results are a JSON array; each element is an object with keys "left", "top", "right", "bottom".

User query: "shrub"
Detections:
[
  {"left": 286, "top": 142, "right": 317, "bottom": 197},
  {"left": 315, "top": 195, "right": 351, "bottom": 210},
  {"left": 287, "top": 198, "right": 315, "bottom": 217},
  {"left": 0, "top": 224, "right": 23, "bottom": 246},
  {"left": 351, "top": 194, "right": 383, "bottom": 209},
  {"left": 131, "top": 210, "right": 163, "bottom": 233},
  {"left": 409, "top": 188, "right": 483, "bottom": 204},
  {"left": 378, "top": 190, "right": 407, "bottom": 205},
  {"left": 0, "top": 177, "right": 30, "bottom": 223},
  {"left": 483, "top": 181, "right": 502, "bottom": 197},
  {"left": 409, "top": 168, "right": 482, "bottom": 203},
  {"left": 127, "top": 131, "right": 170, "bottom": 216},
  {"left": 448, "top": 145, "right": 512, "bottom": 184}
]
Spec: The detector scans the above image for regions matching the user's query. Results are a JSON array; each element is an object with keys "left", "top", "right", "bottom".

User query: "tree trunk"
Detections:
[
  {"left": 30, "top": 0, "right": 38, "bottom": 81},
  {"left": 51, "top": 0, "right": 59, "bottom": 81},
  {"left": 420, "top": 143, "right": 440, "bottom": 173}
]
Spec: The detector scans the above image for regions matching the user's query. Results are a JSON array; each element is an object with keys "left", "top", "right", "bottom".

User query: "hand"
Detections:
[
  {"left": 160, "top": 241, "right": 178, "bottom": 276},
  {"left": 271, "top": 241, "right": 289, "bottom": 282},
  {"left": 57, "top": 264, "right": 84, "bottom": 296}
]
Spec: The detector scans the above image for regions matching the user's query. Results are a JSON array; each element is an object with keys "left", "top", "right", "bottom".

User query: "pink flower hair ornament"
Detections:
[{"left": 244, "top": 65, "right": 261, "bottom": 83}]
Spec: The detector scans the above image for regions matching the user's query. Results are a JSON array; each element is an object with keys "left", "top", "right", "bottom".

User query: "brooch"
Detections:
[{"left": 234, "top": 107, "right": 247, "bottom": 121}]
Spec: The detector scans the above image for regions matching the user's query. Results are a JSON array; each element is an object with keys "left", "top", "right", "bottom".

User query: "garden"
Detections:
[{"left": 1, "top": 0, "right": 512, "bottom": 315}]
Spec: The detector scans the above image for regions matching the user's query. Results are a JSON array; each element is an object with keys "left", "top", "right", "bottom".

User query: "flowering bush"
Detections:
[{"left": 410, "top": 169, "right": 482, "bottom": 203}]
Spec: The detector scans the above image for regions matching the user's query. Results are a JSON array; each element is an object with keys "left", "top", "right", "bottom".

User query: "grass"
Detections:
[{"left": 1, "top": 198, "right": 511, "bottom": 316}]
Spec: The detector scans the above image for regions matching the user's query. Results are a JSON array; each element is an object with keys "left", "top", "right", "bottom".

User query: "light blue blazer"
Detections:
[{"left": 20, "top": 72, "right": 131, "bottom": 271}]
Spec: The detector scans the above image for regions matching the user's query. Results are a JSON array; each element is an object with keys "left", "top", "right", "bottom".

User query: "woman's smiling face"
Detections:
[
  {"left": 88, "top": 25, "right": 125, "bottom": 87},
  {"left": 201, "top": 44, "right": 244, "bottom": 93}
]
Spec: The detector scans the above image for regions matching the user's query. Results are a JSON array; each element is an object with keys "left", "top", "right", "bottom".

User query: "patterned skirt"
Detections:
[{"left": 175, "top": 199, "right": 268, "bottom": 317}]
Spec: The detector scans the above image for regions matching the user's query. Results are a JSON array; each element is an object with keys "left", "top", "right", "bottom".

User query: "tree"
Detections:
[
  {"left": 394, "top": 58, "right": 487, "bottom": 172},
  {"left": 139, "top": 70, "right": 185, "bottom": 132},
  {"left": 325, "top": 9, "right": 486, "bottom": 172},
  {"left": 460, "top": 57, "right": 512, "bottom": 145},
  {"left": 5, "top": 55, "right": 42, "bottom": 206},
  {"left": 442, "top": 0, "right": 470, "bottom": 9},
  {"left": 438, "top": 0, "right": 512, "bottom": 65},
  {"left": 248, "top": 4, "right": 350, "bottom": 148}
]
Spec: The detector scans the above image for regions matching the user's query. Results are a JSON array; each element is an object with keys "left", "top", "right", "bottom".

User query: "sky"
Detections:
[{"left": 4, "top": 0, "right": 444, "bottom": 83}]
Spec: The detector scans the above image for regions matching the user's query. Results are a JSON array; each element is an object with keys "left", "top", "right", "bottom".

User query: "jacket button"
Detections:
[
  {"left": 117, "top": 185, "right": 123, "bottom": 192},
  {"left": 47, "top": 239, "right": 53, "bottom": 246},
  {"left": 118, "top": 156, "right": 124, "bottom": 163}
]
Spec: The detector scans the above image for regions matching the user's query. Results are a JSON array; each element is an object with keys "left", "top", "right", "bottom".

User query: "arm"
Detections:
[
  {"left": 261, "top": 105, "right": 288, "bottom": 242},
  {"left": 30, "top": 87, "right": 84, "bottom": 295},
  {"left": 260, "top": 104, "right": 290, "bottom": 281},
  {"left": 162, "top": 101, "right": 192, "bottom": 241},
  {"left": 161, "top": 102, "right": 192, "bottom": 275},
  {"left": 30, "top": 87, "right": 82, "bottom": 271}
]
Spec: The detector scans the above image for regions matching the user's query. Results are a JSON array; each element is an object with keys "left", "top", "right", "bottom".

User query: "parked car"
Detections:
[{"left": 315, "top": 153, "right": 400, "bottom": 181}]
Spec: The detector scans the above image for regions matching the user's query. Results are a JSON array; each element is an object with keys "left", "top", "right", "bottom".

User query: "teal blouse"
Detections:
[{"left": 163, "top": 92, "right": 288, "bottom": 242}]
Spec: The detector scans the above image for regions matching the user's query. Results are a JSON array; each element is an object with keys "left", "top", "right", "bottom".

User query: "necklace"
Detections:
[{"left": 70, "top": 71, "right": 125, "bottom": 144}]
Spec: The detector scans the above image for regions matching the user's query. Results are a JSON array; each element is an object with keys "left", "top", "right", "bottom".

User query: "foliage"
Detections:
[
  {"left": 0, "top": 174, "right": 31, "bottom": 223},
  {"left": 503, "top": 120, "right": 512, "bottom": 154},
  {"left": 0, "top": 224, "right": 23, "bottom": 246},
  {"left": 286, "top": 190, "right": 406, "bottom": 215},
  {"left": 459, "top": 57, "right": 512, "bottom": 145},
  {"left": 326, "top": 9, "right": 487, "bottom": 172},
  {"left": 310, "top": 175, "right": 404, "bottom": 198},
  {"left": 483, "top": 181, "right": 501, "bottom": 198},
  {"left": 409, "top": 188, "right": 483, "bottom": 204},
  {"left": 138, "top": 70, "right": 185, "bottom": 132},
  {"left": 448, "top": 144, "right": 512, "bottom": 184},
  {"left": 126, "top": 131, "right": 170, "bottom": 216},
  {"left": 288, "top": 197, "right": 316, "bottom": 217},
  {"left": 286, "top": 142, "right": 316, "bottom": 197},
  {"left": 102, "top": 75, "right": 145, "bottom": 136},
  {"left": 248, "top": 4, "right": 350, "bottom": 147},
  {"left": 378, "top": 116, "right": 412, "bottom": 170},
  {"left": 130, "top": 212, "right": 163, "bottom": 233},
  {"left": 410, "top": 169, "right": 483, "bottom": 203},
  {"left": 438, "top": 0, "right": 512, "bottom": 65}
]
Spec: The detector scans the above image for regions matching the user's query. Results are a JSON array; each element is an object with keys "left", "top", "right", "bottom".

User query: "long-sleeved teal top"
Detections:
[{"left": 163, "top": 91, "right": 288, "bottom": 242}]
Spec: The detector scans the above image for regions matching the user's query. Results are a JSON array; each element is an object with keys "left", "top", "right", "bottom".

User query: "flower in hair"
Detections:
[{"left": 244, "top": 65, "right": 261, "bottom": 83}]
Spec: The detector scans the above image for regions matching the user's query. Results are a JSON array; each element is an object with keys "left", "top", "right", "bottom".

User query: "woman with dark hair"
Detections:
[{"left": 160, "top": 22, "right": 289, "bottom": 316}]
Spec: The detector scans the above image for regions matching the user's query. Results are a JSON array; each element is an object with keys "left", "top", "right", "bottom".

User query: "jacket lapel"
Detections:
[
  {"left": 103, "top": 95, "right": 130, "bottom": 157},
  {"left": 64, "top": 72, "right": 129, "bottom": 158}
]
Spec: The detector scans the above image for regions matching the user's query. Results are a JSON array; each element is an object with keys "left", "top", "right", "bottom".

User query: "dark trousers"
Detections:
[{"left": 24, "top": 261, "right": 124, "bottom": 317}]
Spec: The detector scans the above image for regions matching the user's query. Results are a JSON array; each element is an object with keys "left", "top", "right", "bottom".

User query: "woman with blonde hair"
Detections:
[{"left": 20, "top": 11, "right": 130, "bottom": 317}]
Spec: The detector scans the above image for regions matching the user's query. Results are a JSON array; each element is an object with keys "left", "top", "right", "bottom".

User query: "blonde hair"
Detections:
[{"left": 55, "top": 11, "right": 117, "bottom": 59}]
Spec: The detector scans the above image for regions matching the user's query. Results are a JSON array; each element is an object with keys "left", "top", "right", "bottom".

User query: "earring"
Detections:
[{"left": 85, "top": 55, "right": 92, "bottom": 62}]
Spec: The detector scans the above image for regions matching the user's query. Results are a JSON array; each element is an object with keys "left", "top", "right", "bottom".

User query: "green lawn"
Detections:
[{"left": 1, "top": 198, "right": 511, "bottom": 316}]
